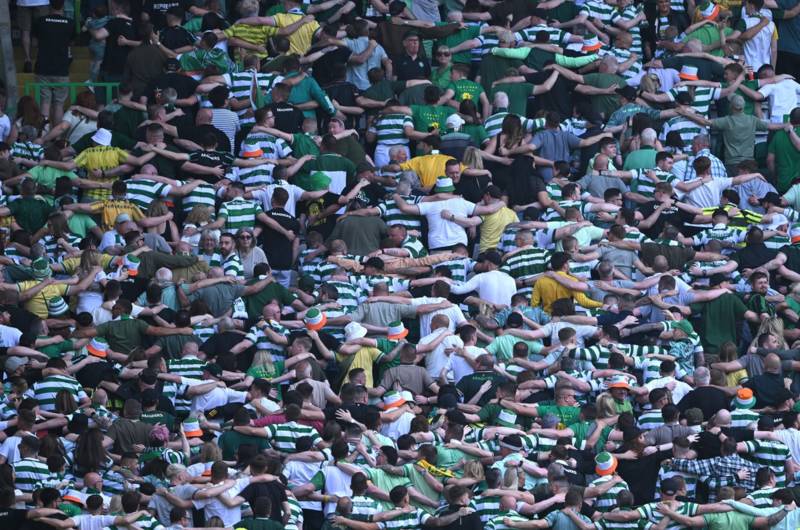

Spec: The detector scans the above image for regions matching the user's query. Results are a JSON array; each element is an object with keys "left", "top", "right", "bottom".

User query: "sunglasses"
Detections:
[
  {"left": 437, "top": 51, "right": 451, "bottom": 56},
  {"left": 239, "top": 234, "right": 253, "bottom": 239}
]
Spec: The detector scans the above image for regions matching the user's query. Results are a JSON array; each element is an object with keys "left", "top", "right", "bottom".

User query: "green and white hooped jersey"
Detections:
[{"left": 369, "top": 113, "right": 413, "bottom": 146}]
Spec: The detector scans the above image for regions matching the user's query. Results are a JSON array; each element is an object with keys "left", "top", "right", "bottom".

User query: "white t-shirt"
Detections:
[
  {"left": 452, "top": 345, "right": 487, "bottom": 383},
  {"left": 252, "top": 181, "right": 306, "bottom": 217},
  {"left": 420, "top": 328, "right": 463, "bottom": 381},
  {"left": 417, "top": 198, "right": 476, "bottom": 249},
  {"left": 0, "top": 115, "right": 11, "bottom": 142},
  {"left": 742, "top": 15, "right": 776, "bottom": 71},
  {"left": 686, "top": 177, "right": 733, "bottom": 208},
  {"left": 758, "top": 79, "right": 800, "bottom": 123},
  {"left": 774, "top": 428, "right": 800, "bottom": 464},
  {"left": 450, "top": 270, "right": 517, "bottom": 306},
  {"left": 0, "top": 325, "right": 21, "bottom": 347},
  {"left": 644, "top": 376, "right": 693, "bottom": 403},
  {"left": 411, "top": 296, "right": 467, "bottom": 337},
  {"left": 73, "top": 514, "right": 118, "bottom": 530},
  {"left": 181, "top": 377, "right": 247, "bottom": 412},
  {"left": 284, "top": 460, "right": 325, "bottom": 511},
  {"left": 537, "top": 323, "right": 598, "bottom": 347}
]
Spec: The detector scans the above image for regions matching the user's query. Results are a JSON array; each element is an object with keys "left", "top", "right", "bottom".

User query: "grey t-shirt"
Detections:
[
  {"left": 192, "top": 283, "right": 246, "bottom": 317},
  {"left": 532, "top": 129, "right": 581, "bottom": 181}
]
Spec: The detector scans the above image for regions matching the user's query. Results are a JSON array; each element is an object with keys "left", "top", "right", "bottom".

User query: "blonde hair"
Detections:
[
  {"left": 462, "top": 460, "right": 485, "bottom": 481},
  {"left": 200, "top": 442, "right": 222, "bottom": 462},
  {"left": 186, "top": 205, "right": 213, "bottom": 225},
  {"left": 596, "top": 393, "right": 617, "bottom": 419},
  {"left": 147, "top": 199, "right": 169, "bottom": 218},
  {"left": 463, "top": 147, "right": 484, "bottom": 170},
  {"left": 251, "top": 350, "right": 275, "bottom": 375},
  {"left": 78, "top": 249, "right": 102, "bottom": 277}
]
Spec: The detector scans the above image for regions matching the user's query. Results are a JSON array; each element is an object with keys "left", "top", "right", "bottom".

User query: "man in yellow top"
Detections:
[
  {"left": 382, "top": 135, "right": 456, "bottom": 190},
  {"left": 531, "top": 251, "right": 603, "bottom": 313},
  {"left": 6, "top": 258, "right": 101, "bottom": 319},
  {"left": 57, "top": 128, "right": 156, "bottom": 201},
  {"left": 62, "top": 180, "right": 172, "bottom": 231},
  {"left": 220, "top": 0, "right": 317, "bottom": 57},
  {"left": 233, "top": 0, "right": 323, "bottom": 56}
]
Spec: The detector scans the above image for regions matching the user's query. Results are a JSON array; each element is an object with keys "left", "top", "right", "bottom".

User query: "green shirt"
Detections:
[
  {"left": 537, "top": 404, "right": 581, "bottom": 427},
  {"left": 684, "top": 26, "right": 734, "bottom": 57},
  {"left": 583, "top": 73, "right": 625, "bottom": 119},
  {"left": 218, "top": 430, "right": 269, "bottom": 459},
  {"left": 623, "top": 146, "right": 658, "bottom": 171},
  {"left": 26, "top": 166, "right": 78, "bottom": 190},
  {"left": 768, "top": 127, "right": 800, "bottom": 193},
  {"left": 95, "top": 317, "right": 150, "bottom": 355},
  {"left": 702, "top": 511, "right": 755, "bottom": 530},
  {"left": 436, "top": 25, "right": 481, "bottom": 64},
  {"left": 8, "top": 197, "right": 54, "bottom": 233},
  {"left": 492, "top": 83, "right": 532, "bottom": 116},
  {"left": 462, "top": 123, "right": 489, "bottom": 147},
  {"left": 711, "top": 113, "right": 769, "bottom": 165},
  {"left": 411, "top": 104, "right": 454, "bottom": 133}
]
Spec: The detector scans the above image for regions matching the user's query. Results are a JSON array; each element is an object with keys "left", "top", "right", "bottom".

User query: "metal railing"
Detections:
[{"left": 23, "top": 81, "right": 119, "bottom": 106}]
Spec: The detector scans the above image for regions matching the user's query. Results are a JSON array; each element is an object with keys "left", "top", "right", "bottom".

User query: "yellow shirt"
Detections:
[
  {"left": 399, "top": 153, "right": 456, "bottom": 189},
  {"left": 74, "top": 146, "right": 129, "bottom": 201},
  {"left": 17, "top": 280, "right": 69, "bottom": 319},
  {"left": 337, "top": 347, "right": 383, "bottom": 387},
  {"left": 61, "top": 254, "right": 116, "bottom": 275},
  {"left": 530, "top": 272, "right": 603, "bottom": 314},
  {"left": 90, "top": 199, "right": 145, "bottom": 231},
  {"left": 479, "top": 206, "right": 517, "bottom": 253},
  {"left": 273, "top": 13, "right": 320, "bottom": 56},
  {"left": 223, "top": 24, "right": 277, "bottom": 58}
]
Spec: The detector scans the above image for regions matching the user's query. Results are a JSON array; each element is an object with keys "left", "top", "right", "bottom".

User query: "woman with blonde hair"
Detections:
[
  {"left": 145, "top": 200, "right": 179, "bottom": 250},
  {"left": 74, "top": 249, "right": 109, "bottom": 314},
  {"left": 235, "top": 228, "right": 267, "bottom": 279},
  {"left": 181, "top": 206, "right": 216, "bottom": 254},
  {"left": 187, "top": 441, "right": 222, "bottom": 478}
]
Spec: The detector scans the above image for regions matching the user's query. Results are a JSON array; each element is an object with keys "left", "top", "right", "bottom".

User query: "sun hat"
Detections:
[
  {"left": 607, "top": 374, "right": 632, "bottom": 390},
  {"left": 91, "top": 128, "right": 113, "bottom": 147},
  {"left": 182, "top": 417, "right": 203, "bottom": 438},
  {"left": 387, "top": 321, "right": 409, "bottom": 340},
  {"left": 241, "top": 144, "right": 264, "bottom": 158},
  {"left": 344, "top": 321, "right": 368, "bottom": 342},
  {"left": 435, "top": 176, "right": 455, "bottom": 193},
  {"left": 62, "top": 489, "right": 85, "bottom": 506},
  {"left": 496, "top": 409, "right": 518, "bottom": 427},
  {"left": 582, "top": 34, "right": 603, "bottom": 52},
  {"left": 123, "top": 254, "right": 140, "bottom": 277},
  {"left": 87, "top": 337, "right": 109, "bottom": 358},
  {"left": 595, "top": 452, "right": 618, "bottom": 476},
  {"left": 48, "top": 296, "right": 69, "bottom": 317},
  {"left": 679, "top": 65, "right": 699, "bottom": 80},
  {"left": 734, "top": 388, "right": 756, "bottom": 409},
  {"left": 4, "top": 356, "right": 27, "bottom": 373},
  {"left": 31, "top": 257, "right": 52, "bottom": 279},
  {"left": 446, "top": 114, "right": 466, "bottom": 130},
  {"left": 304, "top": 307, "right": 327, "bottom": 331},
  {"left": 698, "top": 1, "right": 720, "bottom": 19},
  {"left": 381, "top": 390, "right": 407, "bottom": 410}
]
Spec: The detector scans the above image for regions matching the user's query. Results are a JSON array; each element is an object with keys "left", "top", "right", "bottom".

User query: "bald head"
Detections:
[
  {"left": 765, "top": 353, "right": 781, "bottom": 373},
  {"left": 712, "top": 409, "right": 731, "bottom": 427},
  {"left": 196, "top": 108, "right": 213, "bottom": 125}
]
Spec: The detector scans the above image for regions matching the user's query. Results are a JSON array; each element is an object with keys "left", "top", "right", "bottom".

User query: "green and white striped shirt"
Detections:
[
  {"left": 182, "top": 182, "right": 219, "bottom": 215},
  {"left": 265, "top": 421, "right": 322, "bottom": 453},
  {"left": 221, "top": 252, "right": 245, "bottom": 278},
  {"left": 245, "top": 321, "right": 289, "bottom": 362},
  {"left": 376, "top": 508, "right": 430, "bottom": 529},
  {"left": 580, "top": 0, "right": 617, "bottom": 24},
  {"left": 326, "top": 280, "right": 365, "bottom": 313},
  {"left": 401, "top": 235, "right": 427, "bottom": 258},
  {"left": 218, "top": 197, "right": 263, "bottom": 230},
  {"left": 660, "top": 116, "right": 707, "bottom": 150},
  {"left": 611, "top": 5, "right": 644, "bottom": 55},
  {"left": 590, "top": 474, "right": 630, "bottom": 512},
  {"left": 126, "top": 178, "right": 171, "bottom": 211},
  {"left": 370, "top": 113, "right": 413, "bottom": 146},
  {"left": 603, "top": 47, "right": 642, "bottom": 83},
  {"left": 637, "top": 410, "right": 665, "bottom": 431},
  {"left": 234, "top": 162, "right": 275, "bottom": 188},
  {"left": 11, "top": 141, "right": 44, "bottom": 163},
  {"left": 378, "top": 195, "right": 423, "bottom": 231},
  {"left": 742, "top": 439, "right": 791, "bottom": 486},
  {"left": 730, "top": 408, "right": 759, "bottom": 428},
  {"left": 637, "top": 501, "right": 698, "bottom": 530},
  {"left": 13, "top": 457, "right": 50, "bottom": 492},
  {"left": 33, "top": 374, "right": 87, "bottom": 412},
  {"left": 243, "top": 130, "right": 292, "bottom": 159},
  {"left": 484, "top": 110, "right": 543, "bottom": 138},
  {"left": 516, "top": 25, "right": 572, "bottom": 46},
  {"left": 668, "top": 86, "right": 721, "bottom": 118},
  {"left": 501, "top": 247, "right": 549, "bottom": 298},
  {"left": 470, "top": 495, "right": 502, "bottom": 523},
  {"left": 746, "top": 487, "right": 779, "bottom": 507}
]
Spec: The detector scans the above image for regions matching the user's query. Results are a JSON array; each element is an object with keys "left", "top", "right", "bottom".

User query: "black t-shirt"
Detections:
[
  {"left": 311, "top": 46, "right": 353, "bottom": 87},
  {"left": 239, "top": 481, "right": 288, "bottom": 522},
  {"left": 159, "top": 25, "right": 196, "bottom": 50},
  {"left": 1, "top": 306, "right": 41, "bottom": 335},
  {"left": 179, "top": 124, "right": 229, "bottom": 155},
  {"left": 261, "top": 208, "right": 300, "bottom": 270},
  {"left": 202, "top": 331, "right": 253, "bottom": 371},
  {"left": 638, "top": 200, "right": 695, "bottom": 239},
  {"left": 270, "top": 103, "right": 305, "bottom": 134},
  {"left": 303, "top": 192, "right": 341, "bottom": 240},
  {"left": 146, "top": 72, "right": 200, "bottom": 102},
  {"left": 455, "top": 175, "right": 490, "bottom": 204},
  {"left": 676, "top": 386, "right": 730, "bottom": 420},
  {"left": 25, "top": 513, "right": 68, "bottom": 530},
  {"left": 76, "top": 361, "right": 119, "bottom": 389},
  {"left": 525, "top": 73, "right": 575, "bottom": 121},
  {"left": 456, "top": 371, "right": 506, "bottom": 406},
  {"left": 392, "top": 53, "right": 431, "bottom": 81},
  {"left": 732, "top": 243, "right": 779, "bottom": 271},
  {"left": 324, "top": 402, "right": 381, "bottom": 428},
  {"left": 144, "top": 0, "right": 188, "bottom": 30},
  {"left": 324, "top": 81, "right": 360, "bottom": 129},
  {"left": 662, "top": 56, "right": 724, "bottom": 82},
  {"left": 615, "top": 449, "right": 672, "bottom": 505},
  {"left": 435, "top": 505, "right": 483, "bottom": 530},
  {"left": 0, "top": 508, "right": 27, "bottom": 529},
  {"left": 33, "top": 14, "right": 73, "bottom": 76},
  {"left": 185, "top": 149, "right": 234, "bottom": 183},
  {"left": 117, "top": 381, "right": 177, "bottom": 415},
  {"left": 101, "top": 17, "right": 138, "bottom": 75}
]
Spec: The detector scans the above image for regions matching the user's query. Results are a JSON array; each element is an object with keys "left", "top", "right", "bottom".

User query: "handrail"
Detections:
[{"left": 23, "top": 82, "right": 119, "bottom": 107}]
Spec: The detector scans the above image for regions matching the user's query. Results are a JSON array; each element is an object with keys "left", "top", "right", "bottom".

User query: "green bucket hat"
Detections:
[{"left": 32, "top": 257, "right": 52, "bottom": 279}]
